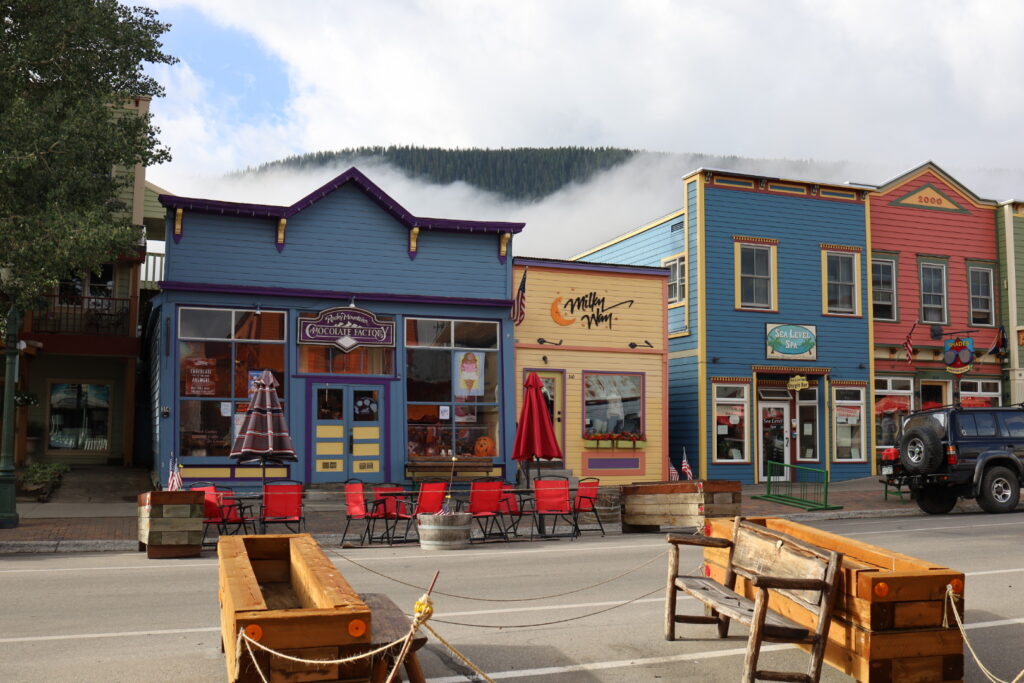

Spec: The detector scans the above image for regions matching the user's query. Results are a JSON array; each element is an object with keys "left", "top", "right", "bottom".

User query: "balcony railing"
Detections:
[{"left": 31, "top": 294, "right": 132, "bottom": 336}]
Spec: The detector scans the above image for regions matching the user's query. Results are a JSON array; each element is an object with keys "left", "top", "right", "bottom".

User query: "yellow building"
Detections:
[{"left": 513, "top": 257, "right": 669, "bottom": 485}]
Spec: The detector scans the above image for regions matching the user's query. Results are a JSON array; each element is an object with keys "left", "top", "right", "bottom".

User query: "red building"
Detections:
[{"left": 871, "top": 162, "right": 1003, "bottom": 457}]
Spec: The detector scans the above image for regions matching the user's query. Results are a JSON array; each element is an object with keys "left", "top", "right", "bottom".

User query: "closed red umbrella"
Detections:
[
  {"left": 230, "top": 370, "right": 297, "bottom": 488},
  {"left": 512, "top": 373, "right": 563, "bottom": 484}
]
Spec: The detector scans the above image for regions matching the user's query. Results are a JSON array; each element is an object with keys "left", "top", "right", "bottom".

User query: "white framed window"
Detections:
[
  {"left": 796, "top": 388, "right": 819, "bottom": 462},
  {"left": 664, "top": 255, "right": 686, "bottom": 305},
  {"left": 872, "top": 259, "right": 897, "bottom": 321},
  {"left": 59, "top": 263, "right": 115, "bottom": 303},
  {"left": 735, "top": 242, "right": 776, "bottom": 311},
  {"left": 713, "top": 384, "right": 748, "bottom": 463},
  {"left": 969, "top": 267, "right": 994, "bottom": 327},
  {"left": 834, "top": 387, "right": 866, "bottom": 462},
  {"left": 920, "top": 262, "right": 947, "bottom": 324},
  {"left": 823, "top": 251, "right": 859, "bottom": 315},
  {"left": 960, "top": 379, "right": 1001, "bottom": 407},
  {"left": 874, "top": 377, "right": 914, "bottom": 450}
]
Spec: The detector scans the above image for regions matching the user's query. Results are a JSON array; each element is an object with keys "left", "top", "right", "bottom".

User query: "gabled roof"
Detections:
[
  {"left": 158, "top": 166, "right": 525, "bottom": 234},
  {"left": 869, "top": 161, "right": 997, "bottom": 206}
]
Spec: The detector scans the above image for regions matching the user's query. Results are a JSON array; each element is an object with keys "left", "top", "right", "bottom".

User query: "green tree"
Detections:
[{"left": 0, "top": 0, "right": 175, "bottom": 527}]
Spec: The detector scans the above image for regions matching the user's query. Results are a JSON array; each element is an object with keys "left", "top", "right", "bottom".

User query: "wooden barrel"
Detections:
[{"left": 417, "top": 512, "right": 472, "bottom": 550}]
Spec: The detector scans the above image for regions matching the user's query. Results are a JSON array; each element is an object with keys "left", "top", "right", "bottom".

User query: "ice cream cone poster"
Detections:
[{"left": 455, "top": 351, "right": 484, "bottom": 397}]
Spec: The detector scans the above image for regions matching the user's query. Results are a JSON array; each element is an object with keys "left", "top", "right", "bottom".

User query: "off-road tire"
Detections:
[
  {"left": 914, "top": 486, "right": 958, "bottom": 515},
  {"left": 977, "top": 466, "right": 1020, "bottom": 514},
  {"left": 899, "top": 427, "right": 944, "bottom": 474}
]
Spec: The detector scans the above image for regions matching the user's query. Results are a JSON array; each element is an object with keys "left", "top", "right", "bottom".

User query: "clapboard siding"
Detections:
[
  {"left": 670, "top": 355, "right": 699, "bottom": 470},
  {"left": 166, "top": 184, "right": 510, "bottom": 301}
]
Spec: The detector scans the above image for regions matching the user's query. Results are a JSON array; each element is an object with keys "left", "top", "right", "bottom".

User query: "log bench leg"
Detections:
[
  {"left": 742, "top": 589, "right": 769, "bottom": 683},
  {"left": 665, "top": 545, "right": 679, "bottom": 640}
]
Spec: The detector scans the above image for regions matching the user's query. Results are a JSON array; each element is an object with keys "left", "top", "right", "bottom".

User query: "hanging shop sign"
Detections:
[
  {"left": 787, "top": 375, "right": 809, "bottom": 391},
  {"left": 943, "top": 337, "right": 974, "bottom": 375},
  {"left": 766, "top": 324, "right": 817, "bottom": 361},
  {"left": 298, "top": 306, "right": 395, "bottom": 353}
]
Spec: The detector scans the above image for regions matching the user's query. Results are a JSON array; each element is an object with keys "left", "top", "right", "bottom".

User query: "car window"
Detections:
[
  {"left": 958, "top": 414, "right": 977, "bottom": 437},
  {"left": 974, "top": 413, "right": 999, "bottom": 437},
  {"left": 998, "top": 413, "right": 1024, "bottom": 438}
]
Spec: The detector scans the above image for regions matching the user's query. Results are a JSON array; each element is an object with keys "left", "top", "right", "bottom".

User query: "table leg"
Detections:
[{"left": 404, "top": 652, "right": 426, "bottom": 683}]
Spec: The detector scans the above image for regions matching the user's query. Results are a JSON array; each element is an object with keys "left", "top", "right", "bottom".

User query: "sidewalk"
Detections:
[{"left": 0, "top": 467, "right": 1008, "bottom": 554}]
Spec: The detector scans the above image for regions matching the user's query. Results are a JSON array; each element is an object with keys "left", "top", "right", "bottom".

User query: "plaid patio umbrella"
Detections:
[
  {"left": 229, "top": 370, "right": 297, "bottom": 488},
  {"left": 512, "top": 372, "right": 563, "bottom": 485}
]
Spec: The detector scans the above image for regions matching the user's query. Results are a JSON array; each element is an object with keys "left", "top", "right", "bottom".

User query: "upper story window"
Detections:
[
  {"left": 969, "top": 267, "right": 994, "bottom": 326},
  {"left": 664, "top": 255, "right": 686, "bottom": 304},
  {"left": 920, "top": 262, "right": 947, "bottom": 324},
  {"left": 58, "top": 263, "right": 115, "bottom": 303},
  {"left": 823, "top": 249, "right": 860, "bottom": 315},
  {"left": 872, "top": 259, "right": 896, "bottom": 321},
  {"left": 735, "top": 240, "right": 777, "bottom": 311}
]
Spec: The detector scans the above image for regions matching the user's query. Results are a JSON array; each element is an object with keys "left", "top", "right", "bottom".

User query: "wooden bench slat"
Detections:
[{"left": 675, "top": 576, "right": 810, "bottom": 641}]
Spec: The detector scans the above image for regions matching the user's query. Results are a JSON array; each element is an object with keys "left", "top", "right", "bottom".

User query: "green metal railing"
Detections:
[{"left": 751, "top": 461, "right": 843, "bottom": 511}]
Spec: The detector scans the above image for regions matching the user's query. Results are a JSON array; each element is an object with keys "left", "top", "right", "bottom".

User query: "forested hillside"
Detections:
[{"left": 240, "top": 146, "right": 638, "bottom": 201}]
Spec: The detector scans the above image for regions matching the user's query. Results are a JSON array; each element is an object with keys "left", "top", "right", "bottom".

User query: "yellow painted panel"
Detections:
[
  {"left": 316, "top": 442, "right": 345, "bottom": 456},
  {"left": 316, "top": 459, "right": 344, "bottom": 473},
  {"left": 352, "top": 443, "right": 380, "bottom": 456},
  {"left": 183, "top": 467, "right": 232, "bottom": 478},
  {"left": 236, "top": 468, "right": 288, "bottom": 478},
  {"left": 352, "top": 459, "right": 380, "bottom": 473},
  {"left": 317, "top": 425, "right": 344, "bottom": 438},
  {"left": 352, "top": 426, "right": 379, "bottom": 439}
]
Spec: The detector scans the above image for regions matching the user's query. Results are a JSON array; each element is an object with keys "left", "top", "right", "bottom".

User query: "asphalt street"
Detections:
[{"left": 0, "top": 513, "right": 1022, "bottom": 682}]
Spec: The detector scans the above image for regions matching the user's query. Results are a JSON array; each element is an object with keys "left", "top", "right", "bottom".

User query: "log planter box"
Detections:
[
  {"left": 137, "top": 491, "right": 204, "bottom": 559},
  {"left": 702, "top": 517, "right": 965, "bottom": 683},
  {"left": 620, "top": 480, "right": 741, "bottom": 532},
  {"left": 219, "top": 534, "right": 373, "bottom": 683}
]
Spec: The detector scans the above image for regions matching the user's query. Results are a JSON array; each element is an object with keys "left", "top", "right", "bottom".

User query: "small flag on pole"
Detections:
[
  {"left": 511, "top": 267, "right": 528, "bottom": 326},
  {"left": 167, "top": 451, "right": 183, "bottom": 491},
  {"left": 679, "top": 458, "right": 694, "bottom": 480},
  {"left": 987, "top": 325, "right": 1008, "bottom": 356},
  {"left": 668, "top": 461, "right": 680, "bottom": 481},
  {"left": 903, "top": 322, "right": 918, "bottom": 365}
]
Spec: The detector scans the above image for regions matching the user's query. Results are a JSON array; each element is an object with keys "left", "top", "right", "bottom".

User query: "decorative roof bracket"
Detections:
[
  {"left": 276, "top": 218, "right": 287, "bottom": 252},
  {"left": 499, "top": 232, "right": 512, "bottom": 264},
  {"left": 409, "top": 227, "right": 420, "bottom": 260},
  {"left": 172, "top": 208, "right": 184, "bottom": 243}
]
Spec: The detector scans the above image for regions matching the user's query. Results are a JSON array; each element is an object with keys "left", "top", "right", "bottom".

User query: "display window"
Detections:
[
  {"left": 47, "top": 382, "right": 111, "bottom": 452},
  {"left": 583, "top": 373, "right": 644, "bottom": 439},
  {"left": 875, "top": 377, "right": 913, "bottom": 450},
  {"left": 712, "top": 384, "right": 748, "bottom": 462},
  {"left": 834, "top": 387, "right": 866, "bottom": 461},
  {"left": 960, "top": 379, "right": 1001, "bottom": 407}
]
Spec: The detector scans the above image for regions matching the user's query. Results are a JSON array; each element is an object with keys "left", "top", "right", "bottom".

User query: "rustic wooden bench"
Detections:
[{"left": 666, "top": 516, "right": 843, "bottom": 683}]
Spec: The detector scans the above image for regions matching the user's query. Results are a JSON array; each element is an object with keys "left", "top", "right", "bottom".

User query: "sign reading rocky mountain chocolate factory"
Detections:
[
  {"left": 298, "top": 306, "right": 395, "bottom": 353},
  {"left": 766, "top": 323, "right": 817, "bottom": 360}
]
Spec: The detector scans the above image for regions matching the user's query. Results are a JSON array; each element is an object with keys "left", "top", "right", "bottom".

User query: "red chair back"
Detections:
[
  {"left": 414, "top": 481, "right": 448, "bottom": 515},
  {"left": 371, "top": 486, "right": 406, "bottom": 519},
  {"left": 499, "top": 485, "right": 519, "bottom": 515},
  {"left": 468, "top": 480, "right": 503, "bottom": 515},
  {"left": 263, "top": 482, "right": 303, "bottom": 521},
  {"left": 192, "top": 486, "right": 224, "bottom": 522},
  {"left": 574, "top": 478, "right": 600, "bottom": 513},
  {"left": 217, "top": 488, "right": 246, "bottom": 524},
  {"left": 344, "top": 480, "right": 368, "bottom": 519},
  {"left": 534, "top": 479, "right": 571, "bottom": 514}
]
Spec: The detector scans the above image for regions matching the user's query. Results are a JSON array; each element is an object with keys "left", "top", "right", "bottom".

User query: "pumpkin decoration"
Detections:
[{"left": 473, "top": 435, "right": 495, "bottom": 458}]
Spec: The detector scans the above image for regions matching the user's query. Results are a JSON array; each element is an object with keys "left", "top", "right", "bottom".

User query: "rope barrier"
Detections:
[
  {"left": 328, "top": 547, "right": 668, "bottom": 602},
  {"left": 422, "top": 622, "right": 498, "bottom": 683},
  {"left": 944, "top": 585, "right": 1024, "bottom": 683}
]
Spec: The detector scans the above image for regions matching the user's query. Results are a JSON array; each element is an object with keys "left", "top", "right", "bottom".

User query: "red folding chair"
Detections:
[
  {"left": 499, "top": 484, "right": 526, "bottom": 537},
  {"left": 342, "top": 479, "right": 371, "bottom": 546},
  {"left": 217, "top": 487, "right": 257, "bottom": 536},
  {"left": 573, "top": 477, "right": 604, "bottom": 536},
  {"left": 190, "top": 484, "right": 245, "bottom": 546},
  {"left": 529, "top": 476, "right": 578, "bottom": 540},
  {"left": 260, "top": 480, "right": 305, "bottom": 534},
  {"left": 461, "top": 478, "right": 508, "bottom": 542},
  {"left": 367, "top": 484, "right": 408, "bottom": 545},
  {"left": 394, "top": 480, "right": 449, "bottom": 543}
]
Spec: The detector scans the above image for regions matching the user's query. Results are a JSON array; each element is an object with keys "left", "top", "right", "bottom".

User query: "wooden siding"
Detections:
[{"left": 165, "top": 183, "right": 510, "bottom": 301}]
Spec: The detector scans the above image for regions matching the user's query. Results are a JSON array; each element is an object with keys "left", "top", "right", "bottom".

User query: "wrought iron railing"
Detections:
[
  {"left": 31, "top": 294, "right": 132, "bottom": 336},
  {"left": 751, "top": 461, "right": 843, "bottom": 511}
]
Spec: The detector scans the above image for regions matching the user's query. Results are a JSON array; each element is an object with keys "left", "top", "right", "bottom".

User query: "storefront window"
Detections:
[
  {"left": 960, "top": 379, "right": 1001, "bottom": 407},
  {"left": 405, "top": 318, "right": 502, "bottom": 459},
  {"left": 835, "top": 387, "right": 866, "bottom": 461},
  {"left": 875, "top": 377, "right": 913, "bottom": 450},
  {"left": 177, "top": 307, "right": 287, "bottom": 457},
  {"left": 583, "top": 373, "right": 643, "bottom": 437},
  {"left": 48, "top": 383, "right": 110, "bottom": 451},
  {"left": 796, "top": 388, "right": 818, "bottom": 462},
  {"left": 713, "top": 384, "right": 747, "bottom": 462}
]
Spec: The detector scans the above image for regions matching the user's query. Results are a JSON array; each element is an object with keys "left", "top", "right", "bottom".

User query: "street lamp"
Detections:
[{"left": 0, "top": 266, "right": 21, "bottom": 528}]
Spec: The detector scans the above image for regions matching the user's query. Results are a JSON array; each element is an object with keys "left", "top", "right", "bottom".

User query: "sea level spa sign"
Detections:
[
  {"left": 765, "top": 324, "right": 817, "bottom": 361},
  {"left": 298, "top": 306, "right": 395, "bottom": 352}
]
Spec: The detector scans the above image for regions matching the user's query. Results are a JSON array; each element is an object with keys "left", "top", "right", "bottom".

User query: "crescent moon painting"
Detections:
[{"left": 550, "top": 297, "right": 576, "bottom": 326}]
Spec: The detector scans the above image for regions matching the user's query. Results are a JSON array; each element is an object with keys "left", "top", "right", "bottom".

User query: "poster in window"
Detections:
[
  {"left": 454, "top": 351, "right": 484, "bottom": 397},
  {"left": 184, "top": 358, "right": 217, "bottom": 396}
]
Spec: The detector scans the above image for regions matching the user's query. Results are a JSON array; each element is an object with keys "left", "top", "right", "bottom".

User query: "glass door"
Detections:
[
  {"left": 532, "top": 370, "right": 565, "bottom": 453},
  {"left": 759, "top": 402, "right": 790, "bottom": 481},
  {"left": 311, "top": 383, "right": 385, "bottom": 483}
]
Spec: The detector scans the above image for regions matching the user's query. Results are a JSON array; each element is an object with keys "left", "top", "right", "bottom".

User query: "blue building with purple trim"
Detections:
[{"left": 150, "top": 168, "right": 524, "bottom": 488}]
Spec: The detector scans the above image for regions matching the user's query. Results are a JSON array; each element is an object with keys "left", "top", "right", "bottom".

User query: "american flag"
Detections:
[
  {"left": 668, "top": 461, "right": 679, "bottom": 480},
  {"left": 167, "top": 451, "right": 183, "bottom": 492},
  {"left": 511, "top": 267, "right": 528, "bottom": 326},
  {"left": 679, "top": 458, "right": 694, "bottom": 480},
  {"left": 903, "top": 322, "right": 918, "bottom": 365}
]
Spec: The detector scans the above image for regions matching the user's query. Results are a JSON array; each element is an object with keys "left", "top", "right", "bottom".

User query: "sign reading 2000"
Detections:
[{"left": 766, "top": 324, "right": 817, "bottom": 361}]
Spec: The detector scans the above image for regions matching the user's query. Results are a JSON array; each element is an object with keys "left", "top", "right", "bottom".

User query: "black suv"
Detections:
[{"left": 882, "top": 405, "right": 1023, "bottom": 515}]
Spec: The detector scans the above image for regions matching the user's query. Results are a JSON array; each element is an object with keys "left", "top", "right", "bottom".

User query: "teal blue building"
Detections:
[
  {"left": 150, "top": 168, "right": 523, "bottom": 487},
  {"left": 576, "top": 169, "right": 874, "bottom": 484}
]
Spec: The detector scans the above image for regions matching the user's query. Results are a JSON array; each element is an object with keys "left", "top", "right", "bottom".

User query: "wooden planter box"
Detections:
[
  {"left": 703, "top": 517, "right": 965, "bottom": 683},
  {"left": 219, "top": 534, "right": 373, "bottom": 683},
  {"left": 137, "top": 491, "right": 204, "bottom": 559},
  {"left": 620, "top": 480, "right": 741, "bottom": 532}
]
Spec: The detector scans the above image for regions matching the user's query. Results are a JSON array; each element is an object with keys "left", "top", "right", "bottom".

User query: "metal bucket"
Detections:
[{"left": 417, "top": 512, "right": 472, "bottom": 550}]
